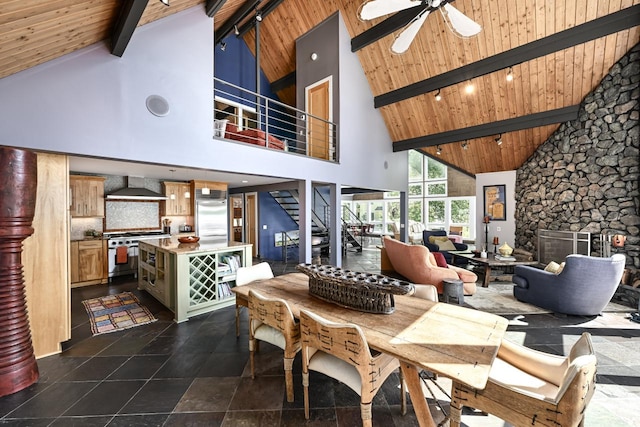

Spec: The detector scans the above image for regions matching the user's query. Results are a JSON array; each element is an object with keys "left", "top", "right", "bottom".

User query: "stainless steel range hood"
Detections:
[{"left": 106, "top": 176, "right": 167, "bottom": 200}]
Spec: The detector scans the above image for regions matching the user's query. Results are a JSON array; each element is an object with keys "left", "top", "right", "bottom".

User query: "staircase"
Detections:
[
  {"left": 341, "top": 205, "right": 363, "bottom": 253},
  {"left": 269, "top": 189, "right": 330, "bottom": 258}
]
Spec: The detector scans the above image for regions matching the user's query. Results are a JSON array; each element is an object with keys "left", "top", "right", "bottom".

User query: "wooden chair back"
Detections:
[{"left": 248, "top": 289, "right": 298, "bottom": 342}]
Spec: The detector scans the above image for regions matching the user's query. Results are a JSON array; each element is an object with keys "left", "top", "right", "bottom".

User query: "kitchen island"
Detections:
[{"left": 138, "top": 237, "right": 252, "bottom": 322}]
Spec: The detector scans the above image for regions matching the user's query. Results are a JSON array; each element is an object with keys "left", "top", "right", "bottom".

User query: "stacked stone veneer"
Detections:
[{"left": 515, "top": 43, "right": 639, "bottom": 269}]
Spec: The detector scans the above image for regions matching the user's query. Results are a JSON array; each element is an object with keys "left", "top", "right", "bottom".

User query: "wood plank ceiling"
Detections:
[{"left": 1, "top": 0, "right": 638, "bottom": 176}]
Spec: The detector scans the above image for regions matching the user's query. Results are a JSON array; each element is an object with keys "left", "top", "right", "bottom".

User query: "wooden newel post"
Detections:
[{"left": 0, "top": 146, "right": 39, "bottom": 397}]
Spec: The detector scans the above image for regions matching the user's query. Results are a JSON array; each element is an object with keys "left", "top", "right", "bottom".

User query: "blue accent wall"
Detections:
[
  {"left": 215, "top": 39, "right": 300, "bottom": 260},
  {"left": 259, "top": 192, "right": 299, "bottom": 260}
]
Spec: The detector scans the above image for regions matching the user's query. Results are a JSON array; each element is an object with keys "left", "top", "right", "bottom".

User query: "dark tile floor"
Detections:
[{"left": 0, "top": 246, "right": 638, "bottom": 426}]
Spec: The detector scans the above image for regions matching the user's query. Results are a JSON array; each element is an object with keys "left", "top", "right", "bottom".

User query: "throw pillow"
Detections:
[
  {"left": 432, "top": 252, "right": 448, "bottom": 268},
  {"left": 544, "top": 261, "right": 565, "bottom": 274},
  {"left": 436, "top": 239, "right": 457, "bottom": 251},
  {"left": 428, "top": 236, "right": 449, "bottom": 244}
]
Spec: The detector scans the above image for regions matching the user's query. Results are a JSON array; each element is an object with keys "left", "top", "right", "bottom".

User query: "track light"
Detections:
[
  {"left": 436, "top": 145, "right": 442, "bottom": 155},
  {"left": 462, "top": 141, "right": 469, "bottom": 150},
  {"left": 220, "top": 42, "right": 226, "bottom": 51},
  {"left": 256, "top": 11, "right": 262, "bottom": 22},
  {"left": 434, "top": 89, "right": 442, "bottom": 101},
  {"left": 234, "top": 25, "right": 240, "bottom": 35},
  {"left": 159, "top": 0, "right": 169, "bottom": 6},
  {"left": 506, "top": 67, "right": 513, "bottom": 82},
  {"left": 465, "top": 80, "right": 474, "bottom": 94},
  {"left": 495, "top": 134, "right": 503, "bottom": 146}
]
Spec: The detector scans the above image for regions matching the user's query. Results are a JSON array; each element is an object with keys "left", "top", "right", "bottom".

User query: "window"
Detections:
[
  {"left": 215, "top": 97, "right": 257, "bottom": 130},
  {"left": 407, "top": 150, "right": 476, "bottom": 239}
]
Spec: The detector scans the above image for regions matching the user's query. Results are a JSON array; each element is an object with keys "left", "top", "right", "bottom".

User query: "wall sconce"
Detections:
[
  {"left": 310, "top": 52, "right": 318, "bottom": 61},
  {"left": 434, "top": 89, "right": 442, "bottom": 101},
  {"left": 506, "top": 67, "right": 513, "bottom": 82}
]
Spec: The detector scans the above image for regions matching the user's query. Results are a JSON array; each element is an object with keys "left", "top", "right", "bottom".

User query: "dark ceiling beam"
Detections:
[
  {"left": 110, "top": 0, "right": 149, "bottom": 57},
  {"left": 271, "top": 71, "right": 296, "bottom": 93},
  {"left": 205, "top": 0, "right": 227, "bottom": 17},
  {"left": 237, "top": 0, "right": 284, "bottom": 37},
  {"left": 350, "top": 5, "right": 424, "bottom": 52},
  {"left": 214, "top": 0, "right": 261, "bottom": 46},
  {"left": 393, "top": 105, "right": 580, "bottom": 152},
  {"left": 375, "top": 4, "right": 640, "bottom": 108}
]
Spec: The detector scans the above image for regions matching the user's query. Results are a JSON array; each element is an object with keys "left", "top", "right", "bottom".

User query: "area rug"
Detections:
[
  {"left": 465, "top": 283, "right": 635, "bottom": 316},
  {"left": 82, "top": 292, "right": 157, "bottom": 336}
]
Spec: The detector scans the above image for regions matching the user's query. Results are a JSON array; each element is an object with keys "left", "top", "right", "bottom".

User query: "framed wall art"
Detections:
[{"left": 483, "top": 185, "right": 506, "bottom": 221}]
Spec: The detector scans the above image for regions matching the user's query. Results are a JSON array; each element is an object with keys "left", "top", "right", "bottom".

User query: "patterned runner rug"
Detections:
[{"left": 82, "top": 292, "right": 157, "bottom": 335}]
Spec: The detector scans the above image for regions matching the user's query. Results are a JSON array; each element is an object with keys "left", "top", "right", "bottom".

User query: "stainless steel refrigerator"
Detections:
[{"left": 194, "top": 199, "right": 228, "bottom": 243}]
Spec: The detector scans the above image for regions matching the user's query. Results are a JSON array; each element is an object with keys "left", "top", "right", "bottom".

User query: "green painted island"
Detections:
[{"left": 138, "top": 238, "right": 252, "bottom": 322}]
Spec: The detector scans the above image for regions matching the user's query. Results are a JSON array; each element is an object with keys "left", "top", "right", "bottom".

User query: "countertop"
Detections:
[{"left": 139, "top": 236, "right": 252, "bottom": 255}]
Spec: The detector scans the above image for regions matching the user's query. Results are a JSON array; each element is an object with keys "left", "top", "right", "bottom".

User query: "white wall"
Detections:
[
  {"left": 475, "top": 171, "right": 516, "bottom": 251},
  {"left": 0, "top": 7, "right": 407, "bottom": 196}
]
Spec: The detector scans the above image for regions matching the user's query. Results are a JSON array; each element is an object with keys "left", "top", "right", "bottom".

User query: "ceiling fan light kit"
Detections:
[{"left": 360, "top": 0, "right": 482, "bottom": 54}]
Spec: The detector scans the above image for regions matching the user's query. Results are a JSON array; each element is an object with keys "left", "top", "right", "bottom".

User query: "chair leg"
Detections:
[
  {"left": 249, "top": 337, "right": 256, "bottom": 379},
  {"left": 449, "top": 382, "right": 463, "bottom": 427},
  {"left": 235, "top": 305, "right": 241, "bottom": 337},
  {"left": 360, "top": 402, "right": 373, "bottom": 427},
  {"left": 302, "top": 371, "right": 310, "bottom": 419},
  {"left": 399, "top": 369, "right": 407, "bottom": 416},
  {"left": 284, "top": 357, "right": 295, "bottom": 402}
]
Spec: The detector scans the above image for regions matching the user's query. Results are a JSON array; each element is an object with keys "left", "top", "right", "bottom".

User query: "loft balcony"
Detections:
[{"left": 214, "top": 78, "right": 338, "bottom": 161}]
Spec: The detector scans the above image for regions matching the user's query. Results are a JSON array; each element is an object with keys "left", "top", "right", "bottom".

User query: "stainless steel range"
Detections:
[{"left": 106, "top": 231, "right": 170, "bottom": 279}]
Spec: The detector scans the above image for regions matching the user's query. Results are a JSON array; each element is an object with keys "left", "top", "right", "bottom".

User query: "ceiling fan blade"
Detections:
[
  {"left": 441, "top": 3, "right": 481, "bottom": 37},
  {"left": 391, "top": 9, "right": 430, "bottom": 54},
  {"left": 359, "top": 0, "right": 421, "bottom": 20}
]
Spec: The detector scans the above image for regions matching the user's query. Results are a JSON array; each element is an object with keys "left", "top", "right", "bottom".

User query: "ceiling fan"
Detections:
[{"left": 359, "top": 0, "right": 481, "bottom": 54}]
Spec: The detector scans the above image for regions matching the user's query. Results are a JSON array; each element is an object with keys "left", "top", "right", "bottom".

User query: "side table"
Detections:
[{"left": 443, "top": 278, "right": 464, "bottom": 305}]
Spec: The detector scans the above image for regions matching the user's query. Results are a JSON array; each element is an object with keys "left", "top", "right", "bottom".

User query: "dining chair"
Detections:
[
  {"left": 412, "top": 284, "right": 439, "bottom": 301},
  {"left": 234, "top": 262, "right": 274, "bottom": 336},
  {"left": 247, "top": 289, "right": 301, "bottom": 403},
  {"left": 299, "top": 309, "right": 406, "bottom": 426},
  {"left": 450, "top": 332, "right": 597, "bottom": 427}
]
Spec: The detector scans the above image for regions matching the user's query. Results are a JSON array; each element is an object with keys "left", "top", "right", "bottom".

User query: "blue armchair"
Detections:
[
  {"left": 422, "top": 229, "right": 468, "bottom": 265},
  {"left": 512, "top": 254, "right": 626, "bottom": 316}
]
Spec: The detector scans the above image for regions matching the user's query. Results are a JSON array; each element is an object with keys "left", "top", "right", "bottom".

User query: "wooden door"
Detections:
[
  {"left": 306, "top": 77, "right": 331, "bottom": 160},
  {"left": 246, "top": 193, "right": 257, "bottom": 257}
]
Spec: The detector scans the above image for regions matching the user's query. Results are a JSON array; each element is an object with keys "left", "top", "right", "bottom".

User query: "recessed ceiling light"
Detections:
[{"left": 242, "top": 180, "right": 248, "bottom": 183}]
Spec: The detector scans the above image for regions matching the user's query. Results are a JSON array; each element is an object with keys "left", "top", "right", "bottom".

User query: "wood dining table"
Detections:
[{"left": 232, "top": 272, "right": 508, "bottom": 427}]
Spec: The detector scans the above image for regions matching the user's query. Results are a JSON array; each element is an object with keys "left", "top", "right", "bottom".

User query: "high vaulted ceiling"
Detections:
[{"left": 2, "top": 0, "right": 639, "bottom": 176}]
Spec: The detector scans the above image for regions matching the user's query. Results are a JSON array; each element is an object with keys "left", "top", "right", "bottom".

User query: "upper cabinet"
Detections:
[
  {"left": 70, "top": 175, "right": 105, "bottom": 217},
  {"left": 163, "top": 181, "right": 192, "bottom": 216}
]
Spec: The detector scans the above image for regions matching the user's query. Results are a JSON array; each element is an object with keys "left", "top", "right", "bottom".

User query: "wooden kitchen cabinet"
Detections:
[
  {"left": 163, "top": 181, "right": 191, "bottom": 216},
  {"left": 70, "top": 175, "right": 105, "bottom": 217},
  {"left": 70, "top": 239, "right": 107, "bottom": 287}
]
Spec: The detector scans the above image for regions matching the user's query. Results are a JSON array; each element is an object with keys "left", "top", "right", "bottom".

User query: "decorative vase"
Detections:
[{"left": 498, "top": 242, "right": 513, "bottom": 256}]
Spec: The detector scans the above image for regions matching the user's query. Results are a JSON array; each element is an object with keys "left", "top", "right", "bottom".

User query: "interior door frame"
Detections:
[
  {"left": 305, "top": 75, "right": 333, "bottom": 160},
  {"left": 245, "top": 192, "right": 258, "bottom": 257}
]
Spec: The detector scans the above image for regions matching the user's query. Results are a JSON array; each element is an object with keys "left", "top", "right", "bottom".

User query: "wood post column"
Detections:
[{"left": 0, "top": 146, "right": 39, "bottom": 397}]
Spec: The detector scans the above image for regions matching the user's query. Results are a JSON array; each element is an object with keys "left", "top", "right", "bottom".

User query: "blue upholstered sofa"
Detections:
[
  {"left": 422, "top": 229, "right": 468, "bottom": 265},
  {"left": 512, "top": 254, "right": 626, "bottom": 316}
]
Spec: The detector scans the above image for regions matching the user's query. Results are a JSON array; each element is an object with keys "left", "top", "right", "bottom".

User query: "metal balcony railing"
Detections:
[{"left": 214, "top": 78, "right": 338, "bottom": 161}]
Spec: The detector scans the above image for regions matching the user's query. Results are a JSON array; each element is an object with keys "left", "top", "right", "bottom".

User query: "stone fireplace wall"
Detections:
[{"left": 515, "top": 44, "right": 639, "bottom": 269}]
